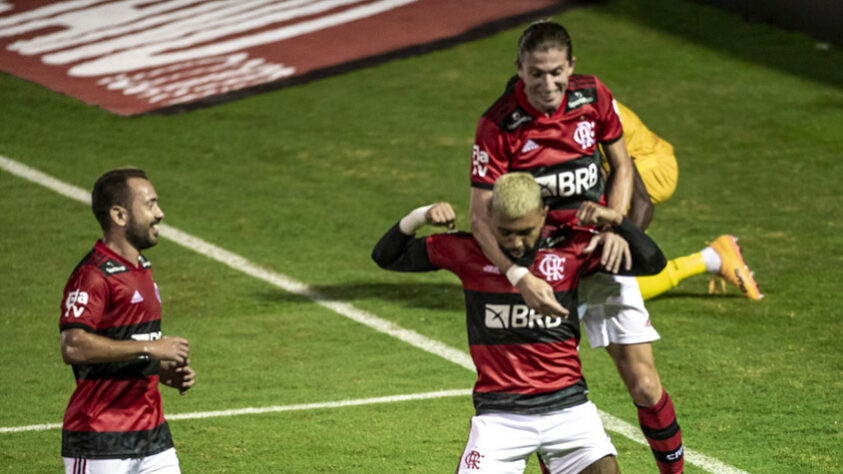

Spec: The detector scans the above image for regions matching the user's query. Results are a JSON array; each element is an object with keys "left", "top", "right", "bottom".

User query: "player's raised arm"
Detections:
[{"left": 371, "top": 202, "right": 453, "bottom": 272}]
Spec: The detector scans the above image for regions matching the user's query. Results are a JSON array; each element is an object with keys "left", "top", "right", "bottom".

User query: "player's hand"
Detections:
[
  {"left": 576, "top": 201, "right": 622, "bottom": 227},
  {"left": 584, "top": 232, "right": 632, "bottom": 273},
  {"left": 516, "top": 272, "right": 570, "bottom": 318},
  {"left": 160, "top": 359, "right": 196, "bottom": 395},
  {"left": 425, "top": 202, "right": 456, "bottom": 229},
  {"left": 147, "top": 337, "right": 190, "bottom": 365}
]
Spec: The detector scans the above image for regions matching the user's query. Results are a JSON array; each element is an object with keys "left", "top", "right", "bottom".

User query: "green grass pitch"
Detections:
[{"left": 1, "top": 0, "right": 842, "bottom": 472}]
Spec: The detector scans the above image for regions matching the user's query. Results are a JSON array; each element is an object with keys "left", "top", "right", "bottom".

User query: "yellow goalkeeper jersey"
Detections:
[{"left": 606, "top": 101, "right": 678, "bottom": 204}]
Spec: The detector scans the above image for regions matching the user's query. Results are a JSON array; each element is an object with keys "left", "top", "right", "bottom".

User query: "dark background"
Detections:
[{"left": 695, "top": 0, "right": 843, "bottom": 47}]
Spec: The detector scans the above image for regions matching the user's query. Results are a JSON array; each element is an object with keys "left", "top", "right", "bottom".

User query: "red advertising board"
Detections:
[{"left": 0, "top": 0, "right": 580, "bottom": 115}]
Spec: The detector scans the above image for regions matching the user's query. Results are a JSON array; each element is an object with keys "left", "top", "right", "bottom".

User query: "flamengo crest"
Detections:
[
  {"left": 538, "top": 254, "right": 566, "bottom": 281},
  {"left": 464, "top": 450, "right": 484, "bottom": 469},
  {"left": 573, "top": 120, "right": 596, "bottom": 150}
]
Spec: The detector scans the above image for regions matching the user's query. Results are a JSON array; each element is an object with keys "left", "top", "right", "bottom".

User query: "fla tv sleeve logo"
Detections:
[{"left": 64, "top": 289, "right": 90, "bottom": 318}]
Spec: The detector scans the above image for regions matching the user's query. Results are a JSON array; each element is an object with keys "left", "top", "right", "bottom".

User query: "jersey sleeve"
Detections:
[
  {"left": 371, "top": 222, "right": 436, "bottom": 272},
  {"left": 425, "top": 233, "right": 466, "bottom": 276},
  {"left": 470, "top": 117, "right": 510, "bottom": 189},
  {"left": 60, "top": 268, "right": 108, "bottom": 332},
  {"left": 594, "top": 77, "right": 623, "bottom": 145}
]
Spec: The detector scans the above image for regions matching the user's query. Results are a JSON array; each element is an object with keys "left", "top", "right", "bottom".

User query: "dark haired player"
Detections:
[
  {"left": 373, "top": 173, "right": 666, "bottom": 473},
  {"left": 468, "top": 21, "right": 684, "bottom": 473},
  {"left": 60, "top": 168, "right": 194, "bottom": 474}
]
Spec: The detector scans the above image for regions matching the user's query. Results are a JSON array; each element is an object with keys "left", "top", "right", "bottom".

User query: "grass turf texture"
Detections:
[{"left": 1, "top": 0, "right": 842, "bottom": 471}]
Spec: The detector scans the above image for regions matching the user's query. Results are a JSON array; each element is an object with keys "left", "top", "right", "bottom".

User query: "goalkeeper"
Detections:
[{"left": 611, "top": 101, "right": 762, "bottom": 301}]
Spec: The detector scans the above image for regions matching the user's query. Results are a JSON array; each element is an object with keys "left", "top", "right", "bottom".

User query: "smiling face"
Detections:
[
  {"left": 124, "top": 177, "right": 164, "bottom": 251},
  {"left": 517, "top": 46, "right": 575, "bottom": 116}
]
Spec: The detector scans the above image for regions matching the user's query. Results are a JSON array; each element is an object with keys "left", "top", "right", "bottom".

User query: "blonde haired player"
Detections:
[
  {"left": 373, "top": 172, "right": 671, "bottom": 474},
  {"left": 611, "top": 101, "right": 762, "bottom": 301}
]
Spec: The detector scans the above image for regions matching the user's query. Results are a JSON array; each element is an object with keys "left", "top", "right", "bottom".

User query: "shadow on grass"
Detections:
[
  {"left": 647, "top": 291, "right": 746, "bottom": 301},
  {"left": 258, "top": 281, "right": 465, "bottom": 312},
  {"left": 600, "top": 0, "right": 843, "bottom": 91}
]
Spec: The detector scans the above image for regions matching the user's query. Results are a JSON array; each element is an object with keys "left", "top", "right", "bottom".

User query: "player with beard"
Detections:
[
  {"left": 469, "top": 21, "right": 684, "bottom": 473},
  {"left": 60, "top": 168, "right": 195, "bottom": 474},
  {"left": 372, "top": 173, "right": 666, "bottom": 473}
]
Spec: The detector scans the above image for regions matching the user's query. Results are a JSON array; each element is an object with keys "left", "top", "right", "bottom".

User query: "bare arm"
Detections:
[
  {"left": 469, "top": 188, "right": 567, "bottom": 317},
  {"left": 469, "top": 188, "right": 515, "bottom": 273},
  {"left": 61, "top": 329, "right": 189, "bottom": 366},
  {"left": 602, "top": 137, "right": 634, "bottom": 216}
]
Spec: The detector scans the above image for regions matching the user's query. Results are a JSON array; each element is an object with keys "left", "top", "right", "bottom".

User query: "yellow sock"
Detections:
[{"left": 637, "top": 252, "right": 707, "bottom": 300}]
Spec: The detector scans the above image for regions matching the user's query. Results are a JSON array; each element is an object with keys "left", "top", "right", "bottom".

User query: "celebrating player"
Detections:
[
  {"left": 373, "top": 173, "right": 667, "bottom": 473},
  {"left": 60, "top": 168, "right": 195, "bottom": 474},
  {"left": 468, "top": 21, "right": 683, "bottom": 472}
]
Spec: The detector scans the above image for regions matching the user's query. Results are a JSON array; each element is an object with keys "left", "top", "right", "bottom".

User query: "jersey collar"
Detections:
[{"left": 94, "top": 240, "right": 148, "bottom": 271}]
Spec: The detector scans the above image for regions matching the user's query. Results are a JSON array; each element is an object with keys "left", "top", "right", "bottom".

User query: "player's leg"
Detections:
[
  {"left": 537, "top": 402, "right": 618, "bottom": 474},
  {"left": 605, "top": 343, "right": 683, "bottom": 474},
  {"left": 605, "top": 342, "right": 662, "bottom": 406},
  {"left": 456, "top": 413, "right": 538, "bottom": 473},
  {"left": 579, "top": 273, "right": 683, "bottom": 474},
  {"left": 628, "top": 149, "right": 702, "bottom": 301},
  {"left": 636, "top": 251, "right": 708, "bottom": 300},
  {"left": 637, "top": 235, "right": 762, "bottom": 301}
]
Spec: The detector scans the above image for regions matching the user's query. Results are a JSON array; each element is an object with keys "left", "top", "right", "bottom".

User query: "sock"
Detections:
[
  {"left": 700, "top": 247, "right": 721, "bottom": 273},
  {"left": 636, "top": 252, "right": 707, "bottom": 300},
  {"left": 637, "top": 390, "right": 684, "bottom": 474}
]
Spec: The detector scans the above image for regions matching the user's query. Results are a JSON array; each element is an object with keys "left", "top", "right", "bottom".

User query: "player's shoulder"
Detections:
[
  {"left": 567, "top": 74, "right": 600, "bottom": 89},
  {"left": 69, "top": 245, "right": 134, "bottom": 282},
  {"left": 565, "top": 74, "right": 611, "bottom": 113},
  {"left": 481, "top": 77, "right": 533, "bottom": 133},
  {"left": 428, "top": 231, "right": 476, "bottom": 247},
  {"left": 428, "top": 231, "right": 484, "bottom": 256}
]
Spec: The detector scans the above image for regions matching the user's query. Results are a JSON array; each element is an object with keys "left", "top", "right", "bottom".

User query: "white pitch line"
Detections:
[
  {"left": 0, "top": 389, "right": 473, "bottom": 434},
  {"left": 598, "top": 411, "right": 748, "bottom": 474},
  {"left": 0, "top": 156, "right": 747, "bottom": 474}
]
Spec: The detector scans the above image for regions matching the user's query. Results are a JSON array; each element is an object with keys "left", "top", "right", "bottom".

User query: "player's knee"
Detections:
[{"left": 629, "top": 375, "right": 663, "bottom": 407}]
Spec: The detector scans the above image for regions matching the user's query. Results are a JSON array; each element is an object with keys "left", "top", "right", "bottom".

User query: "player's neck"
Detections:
[{"left": 102, "top": 234, "right": 140, "bottom": 267}]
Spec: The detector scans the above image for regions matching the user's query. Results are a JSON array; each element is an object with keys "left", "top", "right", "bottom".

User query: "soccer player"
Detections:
[
  {"left": 60, "top": 168, "right": 195, "bottom": 474},
  {"left": 615, "top": 101, "right": 763, "bottom": 301},
  {"left": 468, "top": 21, "right": 683, "bottom": 472},
  {"left": 372, "top": 173, "right": 667, "bottom": 473}
]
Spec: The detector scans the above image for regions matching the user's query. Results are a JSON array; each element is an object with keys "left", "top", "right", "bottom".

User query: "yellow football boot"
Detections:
[{"left": 709, "top": 235, "right": 763, "bottom": 300}]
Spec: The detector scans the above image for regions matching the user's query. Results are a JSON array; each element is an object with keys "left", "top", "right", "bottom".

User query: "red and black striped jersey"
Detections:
[
  {"left": 372, "top": 217, "right": 666, "bottom": 414},
  {"left": 59, "top": 240, "right": 172, "bottom": 459},
  {"left": 425, "top": 229, "right": 602, "bottom": 415},
  {"left": 470, "top": 75, "right": 623, "bottom": 226}
]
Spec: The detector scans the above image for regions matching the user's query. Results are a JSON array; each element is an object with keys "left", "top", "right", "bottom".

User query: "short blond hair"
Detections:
[{"left": 490, "top": 173, "right": 543, "bottom": 218}]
